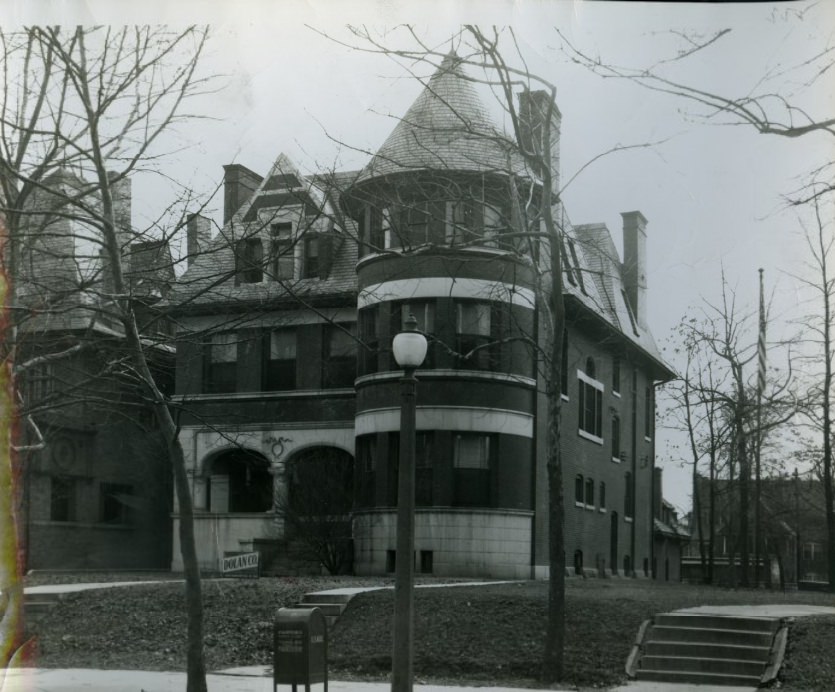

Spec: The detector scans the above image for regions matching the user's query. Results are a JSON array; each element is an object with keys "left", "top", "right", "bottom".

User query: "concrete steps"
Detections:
[
  {"left": 23, "top": 592, "right": 61, "bottom": 622},
  {"left": 293, "top": 591, "right": 355, "bottom": 629},
  {"left": 627, "top": 612, "right": 787, "bottom": 687}
]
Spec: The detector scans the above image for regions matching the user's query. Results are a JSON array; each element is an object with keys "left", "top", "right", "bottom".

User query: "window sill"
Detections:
[
  {"left": 561, "top": 393, "right": 569, "bottom": 402},
  {"left": 644, "top": 436, "right": 652, "bottom": 443},
  {"left": 598, "top": 508, "right": 607, "bottom": 514},
  {"left": 578, "top": 429, "right": 604, "bottom": 445},
  {"left": 624, "top": 516, "right": 634, "bottom": 523},
  {"left": 611, "top": 457, "right": 622, "bottom": 464},
  {"left": 574, "top": 501, "right": 585, "bottom": 508},
  {"left": 612, "top": 391, "right": 621, "bottom": 399},
  {"left": 584, "top": 504, "right": 595, "bottom": 511}
]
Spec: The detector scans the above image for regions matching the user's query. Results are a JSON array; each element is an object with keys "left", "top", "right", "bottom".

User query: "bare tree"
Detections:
[
  {"left": 0, "top": 26, "right": 213, "bottom": 691},
  {"left": 791, "top": 196, "right": 835, "bottom": 590},
  {"left": 663, "top": 317, "right": 731, "bottom": 583}
]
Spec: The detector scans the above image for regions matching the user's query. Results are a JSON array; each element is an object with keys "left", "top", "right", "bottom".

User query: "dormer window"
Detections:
[
  {"left": 303, "top": 236, "right": 319, "bottom": 278},
  {"left": 235, "top": 238, "right": 263, "bottom": 284},
  {"left": 270, "top": 223, "right": 294, "bottom": 280}
]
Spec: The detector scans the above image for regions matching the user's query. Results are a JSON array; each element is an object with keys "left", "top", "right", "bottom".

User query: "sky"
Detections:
[{"left": 7, "top": 0, "right": 834, "bottom": 513}]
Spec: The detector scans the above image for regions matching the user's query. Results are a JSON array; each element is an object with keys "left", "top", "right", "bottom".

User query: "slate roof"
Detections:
[{"left": 352, "top": 53, "right": 526, "bottom": 186}]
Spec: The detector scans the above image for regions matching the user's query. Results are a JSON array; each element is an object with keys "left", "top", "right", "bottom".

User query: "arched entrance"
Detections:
[
  {"left": 206, "top": 448, "right": 272, "bottom": 513},
  {"left": 282, "top": 446, "right": 354, "bottom": 574}
]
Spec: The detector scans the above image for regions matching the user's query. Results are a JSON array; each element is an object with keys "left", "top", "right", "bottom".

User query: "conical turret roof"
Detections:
[{"left": 353, "top": 53, "right": 524, "bottom": 186}]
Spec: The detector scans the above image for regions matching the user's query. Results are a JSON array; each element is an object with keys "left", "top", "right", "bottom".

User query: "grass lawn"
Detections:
[{"left": 26, "top": 574, "right": 835, "bottom": 690}]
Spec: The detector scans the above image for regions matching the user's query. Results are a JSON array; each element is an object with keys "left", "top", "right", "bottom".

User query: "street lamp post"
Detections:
[{"left": 391, "top": 315, "right": 427, "bottom": 692}]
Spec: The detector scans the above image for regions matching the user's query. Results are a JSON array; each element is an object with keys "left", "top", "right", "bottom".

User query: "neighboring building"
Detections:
[
  {"left": 683, "top": 473, "right": 827, "bottom": 587},
  {"left": 652, "top": 469, "right": 690, "bottom": 582},
  {"left": 169, "top": 55, "right": 674, "bottom": 578},
  {"left": 14, "top": 171, "right": 175, "bottom": 570}
]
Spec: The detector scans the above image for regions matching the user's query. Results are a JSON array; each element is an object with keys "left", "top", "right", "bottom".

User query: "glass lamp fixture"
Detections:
[{"left": 392, "top": 314, "right": 427, "bottom": 369}]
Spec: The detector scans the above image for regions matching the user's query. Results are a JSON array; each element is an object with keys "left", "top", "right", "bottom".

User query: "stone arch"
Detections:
[
  {"left": 283, "top": 446, "right": 355, "bottom": 517},
  {"left": 203, "top": 447, "right": 272, "bottom": 513}
]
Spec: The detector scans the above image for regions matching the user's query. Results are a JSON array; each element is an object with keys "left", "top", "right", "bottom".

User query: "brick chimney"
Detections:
[
  {"left": 653, "top": 467, "right": 663, "bottom": 521},
  {"left": 518, "top": 89, "right": 562, "bottom": 196},
  {"left": 186, "top": 213, "right": 212, "bottom": 266},
  {"left": 621, "top": 210, "right": 648, "bottom": 329},
  {"left": 107, "top": 171, "right": 133, "bottom": 274},
  {"left": 222, "top": 164, "right": 263, "bottom": 224}
]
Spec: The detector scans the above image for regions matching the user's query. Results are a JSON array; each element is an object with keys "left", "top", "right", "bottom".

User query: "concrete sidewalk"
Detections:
[
  {"left": 0, "top": 668, "right": 578, "bottom": 692},
  {"left": 0, "top": 668, "right": 754, "bottom": 692}
]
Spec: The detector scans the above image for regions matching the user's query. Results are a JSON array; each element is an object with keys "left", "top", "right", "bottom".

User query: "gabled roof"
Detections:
[
  {"left": 353, "top": 53, "right": 525, "bottom": 186},
  {"left": 168, "top": 157, "right": 359, "bottom": 311}
]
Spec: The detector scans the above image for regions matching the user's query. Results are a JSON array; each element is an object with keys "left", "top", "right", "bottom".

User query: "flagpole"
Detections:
[{"left": 755, "top": 268, "right": 766, "bottom": 586}]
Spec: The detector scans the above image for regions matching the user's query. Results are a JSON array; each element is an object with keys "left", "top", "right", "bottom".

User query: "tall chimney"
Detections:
[
  {"left": 621, "top": 210, "right": 648, "bottom": 328},
  {"left": 186, "top": 213, "right": 212, "bottom": 266},
  {"left": 222, "top": 164, "right": 263, "bottom": 224},
  {"left": 518, "top": 89, "right": 562, "bottom": 196},
  {"left": 105, "top": 171, "right": 133, "bottom": 280}
]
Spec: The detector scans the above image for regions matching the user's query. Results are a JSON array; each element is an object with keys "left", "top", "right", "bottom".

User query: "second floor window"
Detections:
[
  {"left": 205, "top": 332, "right": 237, "bottom": 393},
  {"left": 645, "top": 385, "right": 654, "bottom": 438},
  {"left": 264, "top": 328, "right": 296, "bottom": 391},
  {"left": 456, "top": 301, "right": 491, "bottom": 370},
  {"left": 235, "top": 238, "right": 263, "bottom": 284},
  {"left": 358, "top": 306, "right": 379, "bottom": 375},
  {"left": 322, "top": 324, "right": 357, "bottom": 388}
]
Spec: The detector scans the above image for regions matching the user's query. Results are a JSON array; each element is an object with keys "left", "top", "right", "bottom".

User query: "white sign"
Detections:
[{"left": 221, "top": 551, "right": 260, "bottom": 574}]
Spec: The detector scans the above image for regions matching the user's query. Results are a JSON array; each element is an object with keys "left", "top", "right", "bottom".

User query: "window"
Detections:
[
  {"left": 578, "top": 368, "right": 604, "bottom": 441},
  {"left": 323, "top": 324, "right": 357, "bottom": 388},
  {"left": 26, "top": 362, "right": 56, "bottom": 403},
  {"left": 205, "top": 332, "right": 237, "bottom": 393},
  {"left": 624, "top": 471, "right": 634, "bottom": 519},
  {"left": 574, "top": 474, "right": 584, "bottom": 506},
  {"left": 612, "top": 358, "right": 621, "bottom": 395},
  {"left": 270, "top": 223, "right": 294, "bottom": 280},
  {"left": 358, "top": 306, "right": 379, "bottom": 375},
  {"left": 264, "top": 328, "right": 296, "bottom": 390},
  {"left": 447, "top": 199, "right": 481, "bottom": 246},
  {"left": 416, "top": 432, "right": 434, "bottom": 507},
  {"left": 100, "top": 482, "right": 133, "bottom": 524},
  {"left": 303, "top": 236, "right": 319, "bottom": 278},
  {"left": 456, "top": 301, "right": 491, "bottom": 370},
  {"left": 599, "top": 481, "right": 606, "bottom": 511},
  {"left": 584, "top": 477, "right": 594, "bottom": 508},
  {"left": 611, "top": 415, "right": 621, "bottom": 461},
  {"left": 390, "top": 202, "right": 429, "bottom": 248},
  {"left": 50, "top": 476, "right": 76, "bottom": 522},
  {"left": 235, "top": 238, "right": 263, "bottom": 284},
  {"left": 644, "top": 385, "right": 653, "bottom": 439},
  {"left": 453, "top": 433, "right": 491, "bottom": 507},
  {"left": 368, "top": 207, "right": 384, "bottom": 251},
  {"left": 803, "top": 542, "right": 821, "bottom": 562},
  {"left": 420, "top": 550, "right": 434, "bottom": 574}
]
